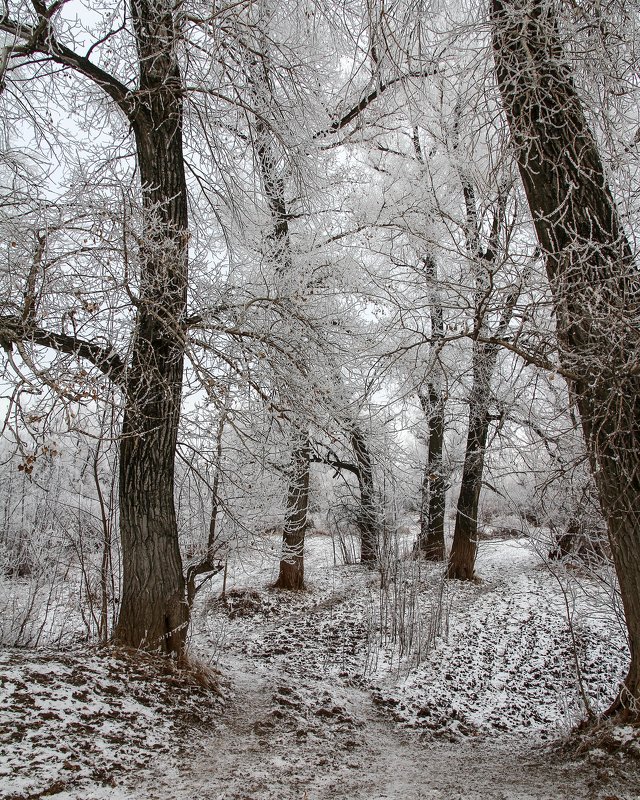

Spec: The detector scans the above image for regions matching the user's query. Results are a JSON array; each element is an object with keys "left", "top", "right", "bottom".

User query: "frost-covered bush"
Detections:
[{"left": 0, "top": 425, "right": 120, "bottom": 646}]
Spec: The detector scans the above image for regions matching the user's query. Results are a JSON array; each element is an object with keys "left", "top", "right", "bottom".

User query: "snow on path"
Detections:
[
  {"left": 137, "top": 649, "right": 632, "bottom": 800},
  {"left": 2, "top": 537, "right": 638, "bottom": 800},
  {"left": 132, "top": 538, "right": 637, "bottom": 800}
]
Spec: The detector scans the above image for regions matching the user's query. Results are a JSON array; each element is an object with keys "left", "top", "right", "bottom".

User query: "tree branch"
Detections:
[
  {"left": 309, "top": 452, "right": 361, "bottom": 479},
  {"left": 0, "top": 8, "right": 136, "bottom": 118},
  {"left": 314, "top": 70, "right": 437, "bottom": 139},
  {"left": 0, "top": 315, "right": 125, "bottom": 384}
]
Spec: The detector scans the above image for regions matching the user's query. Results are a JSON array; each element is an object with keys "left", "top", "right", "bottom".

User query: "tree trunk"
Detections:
[
  {"left": 249, "top": 62, "right": 312, "bottom": 589},
  {"left": 446, "top": 162, "right": 518, "bottom": 580},
  {"left": 447, "top": 342, "right": 496, "bottom": 580},
  {"left": 414, "top": 252, "right": 447, "bottom": 562},
  {"left": 492, "top": 0, "right": 640, "bottom": 716},
  {"left": 0, "top": 1, "right": 190, "bottom": 655},
  {"left": 445, "top": 127, "right": 512, "bottom": 580},
  {"left": 350, "top": 424, "right": 379, "bottom": 564},
  {"left": 274, "top": 436, "right": 310, "bottom": 590},
  {"left": 417, "top": 384, "right": 446, "bottom": 560},
  {"left": 114, "top": 0, "right": 189, "bottom": 655}
]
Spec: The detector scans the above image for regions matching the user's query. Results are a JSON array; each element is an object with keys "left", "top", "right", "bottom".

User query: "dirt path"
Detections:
[
  {"left": 2, "top": 543, "right": 638, "bottom": 800},
  {"left": 140, "top": 648, "right": 631, "bottom": 800},
  {"left": 135, "top": 549, "right": 638, "bottom": 800}
]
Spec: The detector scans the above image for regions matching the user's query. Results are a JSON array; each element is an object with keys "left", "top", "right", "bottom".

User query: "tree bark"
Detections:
[
  {"left": 446, "top": 161, "right": 515, "bottom": 580},
  {"left": 114, "top": 0, "right": 189, "bottom": 655},
  {"left": 0, "top": 0, "right": 191, "bottom": 655},
  {"left": 415, "top": 252, "right": 447, "bottom": 562},
  {"left": 274, "top": 436, "right": 310, "bottom": 590},
  {"left": 492, "top": 0, "right": 640, "bottom": 716},
  {"left": 417, "top": 385, "right": 446, "bottom": 560},
  {"left": 447, "top": 343, "right": 496, "bottom": 579},
  {"left": 252, "top": 87, "right": 311, "bottom": 589},
  {"left": 350, "top": 424, "right": 380, "bottom": 564}
]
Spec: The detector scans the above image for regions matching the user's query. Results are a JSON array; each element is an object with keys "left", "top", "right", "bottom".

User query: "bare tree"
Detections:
[
  {"left": 492, "top": 0, "right": 640, "bottom": 717},
  {"left": 1, "top": 0, "right": 190, "bottom": 654},
  {"left": 447, "top": 170, "right": 523, "bottom": 580}
]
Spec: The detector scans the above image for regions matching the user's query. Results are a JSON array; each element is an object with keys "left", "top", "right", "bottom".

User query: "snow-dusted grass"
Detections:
[
  {"left": 0, "top": 648, "right": 222, "bottom": 800},
  {"left": 1, "top": 530, "right": 638, "bottom": 800},
  {"left": 371, "top": 539, "right": 629, "bottom": 739},
  {"left": 193, "top": 533, "right": 629, "bottom": 739}
]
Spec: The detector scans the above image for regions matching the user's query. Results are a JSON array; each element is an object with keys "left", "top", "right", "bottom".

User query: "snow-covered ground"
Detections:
[{"left": 2, "top": 532, "right": 639, "bottom": 799}]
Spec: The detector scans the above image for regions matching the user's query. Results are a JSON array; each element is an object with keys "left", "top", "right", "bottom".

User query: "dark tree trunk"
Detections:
[
  {"left": 254, "top": 116, "right": 310, "bottom": 590},
  {"left": 350, "top": 424, "right": 379, "bottom": 564},
  {"left": 446, "top": 161, "right": 515, "bottom": 580},
  {"left": 492, "top": 0, "right": 640, "bottom": 716},
  {"left": 0, "top": 1, "right": 190, "bottom": 655},
  {"left": 114, "top": 0, "right": 189, "bottom": 655},
  {"left": 447, "top": 343, "right": 496, "bottom": 580},
  {"left": 409, "top": 128, "right": 448, "bottom": 562},
  {"left": 247, "top": 47, "right": 314, "bottom": 590},
  {"left": 414, "top": 251, "right": 447, "bottom": 561},
  {"left": 274, "top": 437, "right": 310, "bottom": 590},
  {"left": 417, "top": 384, "right": 446, "bottom": 561},
  {"left": 446, "top": 158, "right": 519, "bottom": 581}
]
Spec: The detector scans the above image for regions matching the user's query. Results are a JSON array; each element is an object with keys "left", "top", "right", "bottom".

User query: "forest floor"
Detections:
[{"left": 2, "top": 531, "right": 640, "bottom": 799}]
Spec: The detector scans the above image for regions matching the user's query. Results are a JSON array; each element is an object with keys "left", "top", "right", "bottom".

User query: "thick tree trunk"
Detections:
[
  {"left": 492, "top": 0, "right": 640, "bottom": 715},
  {"left": 350, "top": 424, "right": 380, "bottom": 564},
  {"left": 416, "top": 385, "right": 446, "bottom": 561},
  {"left": 114, "top": 0, "right": 189, "bottom": 655},
  {"left": 274, "top": 437, "right": 310, "bottom": 590},
  {"left": 0, "top": 0, "right": 190, "bottom": 654}
]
